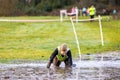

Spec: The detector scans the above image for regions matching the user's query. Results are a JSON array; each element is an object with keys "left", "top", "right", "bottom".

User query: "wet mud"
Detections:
[
  {"left": 0, "top": 51, "right": 120, "bottom": 80},
  {"left": 0, "top": 66, "right": 120, "bottom": 80}
]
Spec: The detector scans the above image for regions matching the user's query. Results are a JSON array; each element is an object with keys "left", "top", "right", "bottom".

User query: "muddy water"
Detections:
[{"left": 0, "top": 51, "right": 120, "bottom": 80}]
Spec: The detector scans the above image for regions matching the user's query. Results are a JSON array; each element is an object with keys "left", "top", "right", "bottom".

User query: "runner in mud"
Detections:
[{"left": 47, "top": 43, "right": 73, "bottom": 68}]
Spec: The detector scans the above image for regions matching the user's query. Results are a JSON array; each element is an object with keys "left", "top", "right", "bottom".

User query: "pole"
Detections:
[
  {"left": 76, "top": 8, "right": 78, "bottom": 23},
  {"left": 60, "top": 11, "right": 63, "bottom": 22},
  {"left": 98, "top": 15, "right": 104, "bottom": 46},
  {"left": 70, "top": 17, "right": 81, "bottom": 61}
]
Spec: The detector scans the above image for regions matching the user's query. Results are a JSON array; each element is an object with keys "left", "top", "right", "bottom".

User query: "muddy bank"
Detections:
[
  {"left": 0, "top": 51, "right": 120, "bottom": 80},
  {"left": 0, "top": 65, "right": 120, "bottom": 80}
]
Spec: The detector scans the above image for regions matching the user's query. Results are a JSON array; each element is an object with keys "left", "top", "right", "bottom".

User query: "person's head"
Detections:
[
  {"left": 60, "top": 43, "right": 67, "bottom": 55},
  {"left": 91, "top": 5, "right": 94, "bottom": 8}
]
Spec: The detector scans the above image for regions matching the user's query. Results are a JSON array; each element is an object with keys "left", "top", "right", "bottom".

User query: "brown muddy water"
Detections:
[{"left": 0, "top": 51, "right": 120, "bottom": 80}]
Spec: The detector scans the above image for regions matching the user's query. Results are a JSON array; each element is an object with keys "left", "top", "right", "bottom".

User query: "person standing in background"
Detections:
[{"left": 89, "top": 5, "right": 96, "bottom": 21}]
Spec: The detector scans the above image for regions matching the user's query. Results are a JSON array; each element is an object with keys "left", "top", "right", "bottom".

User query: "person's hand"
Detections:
[
  {"left": 46, "top": 62, "right": 51, "bottom": 68},
  {"left": 47, "top": 64, "right": 50, "bottom": 68}
]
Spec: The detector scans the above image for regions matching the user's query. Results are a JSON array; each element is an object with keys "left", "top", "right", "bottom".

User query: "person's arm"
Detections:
[
  {"left": 47, "top": 48, "right": 58, "bottom": 68},
  {"left": 67, "top": 50, "right": 73, "bottom": 66}
]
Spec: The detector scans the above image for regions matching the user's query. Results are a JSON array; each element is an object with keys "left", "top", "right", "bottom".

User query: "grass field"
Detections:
[{"left": 0, "top": 16, "right": 120, "bottom": 62}]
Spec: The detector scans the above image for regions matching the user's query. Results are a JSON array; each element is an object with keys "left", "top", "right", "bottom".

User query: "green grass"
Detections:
[{"left": 0, "top": 16, "right": 120, "bottom": 62}]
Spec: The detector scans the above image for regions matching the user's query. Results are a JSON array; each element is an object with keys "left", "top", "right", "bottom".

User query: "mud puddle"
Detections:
[{"left": 0, "top": 51, "right": 120, "bottom": 80}]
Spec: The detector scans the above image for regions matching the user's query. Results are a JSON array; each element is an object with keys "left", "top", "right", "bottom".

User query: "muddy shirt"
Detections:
[
  {"left": 49, "top": 48, "right": 73, "bottom": 66},
  {"left": 57, "top": 52, "right": 68, "bottom": 61}
]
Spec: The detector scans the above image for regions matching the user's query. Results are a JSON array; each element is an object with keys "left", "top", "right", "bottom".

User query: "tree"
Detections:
[
  {"left": 0, "top": 0, "right": 19, "bottom": 16},
  {"left": 115, "top": 0, "right": 120, "bottom": 5},
  {"left": 109, "top": 0, "right": 116, "bottom": 6},
  {"left": 0, "top": 0, "right": 120, "bottom": 16}
]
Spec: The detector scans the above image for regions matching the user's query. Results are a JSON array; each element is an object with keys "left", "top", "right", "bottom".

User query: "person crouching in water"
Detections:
[{"left": 47, "top": 43, "right": 73, "bottom": 68}]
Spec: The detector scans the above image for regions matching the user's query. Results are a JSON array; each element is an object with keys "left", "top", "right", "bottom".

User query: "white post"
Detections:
[
  {"left": 70, "top": 17, "right": 81, "bottom": 61},
  {"left": 65, "top": 11, "right": 67, "bottom": 18},
  {"left": 79, "top": 9, "right": 82, "bottom": 16},
  {"left": 75, "top": 7, "right": 78, "bottom": 23},
  {"left": 60, "top": 11, "right": 63, "bottom": 22},
  {"left": 98, "top": 15, "right": 104, "bottom": 46},
  {"left": 60, "top": 10, "right": 67, "bottom": 22}
]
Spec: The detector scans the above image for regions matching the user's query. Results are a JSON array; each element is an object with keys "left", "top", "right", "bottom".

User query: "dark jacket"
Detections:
[{"left": 48, "top": 47, "right": 73, "bottom": 66}]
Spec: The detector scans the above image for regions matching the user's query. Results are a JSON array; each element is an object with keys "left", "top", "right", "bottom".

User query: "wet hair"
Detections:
[{"left": 60, "top": 43, "right": 67, "bottom": 51}]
